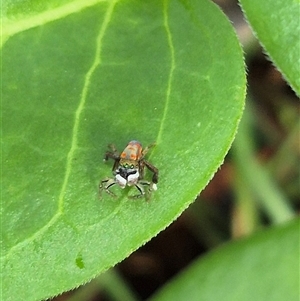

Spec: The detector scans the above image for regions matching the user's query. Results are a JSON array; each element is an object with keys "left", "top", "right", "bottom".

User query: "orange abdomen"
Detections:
[{"left": 120, "top": 140, "right": 142, "bottom": 161}]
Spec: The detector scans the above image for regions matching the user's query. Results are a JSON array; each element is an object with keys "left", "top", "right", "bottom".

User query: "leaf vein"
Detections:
[
  {"left": 57, "top": 0, "right": 118, "bottom": 213},
  {"left": 2, "top": 0, "right": 108, "bottom": 42},
  {"left": 1, "top": 0, "right": 118, "bottom": 261},
  {"left": 156, "top": 0, "right": 175, "bottom": 144}
]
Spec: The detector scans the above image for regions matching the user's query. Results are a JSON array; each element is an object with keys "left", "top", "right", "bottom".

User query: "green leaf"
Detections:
[
  {"left": 149, "top": 218, "right": 300, "bottom": 301},
  {"left": 239, "top": 0, "right": 300, "bottom": 95},
  {"left": 1, "top": 0, "right": 245, "bottom": 300}
]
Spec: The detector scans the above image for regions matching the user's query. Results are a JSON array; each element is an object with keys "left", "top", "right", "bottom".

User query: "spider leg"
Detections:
[
  {"left": 104, "top": 151, "right": 119, "bottom": 161},
  {"left": 104, "top": 144, "right": 119, "bottom": 160},
  {"left": 144, "top": 160, "right": 159, "bottom": 184},
  {"left": 128, "top": 182, "right": 145, "bottom": 199},
  {"left": 141, "top": 142, "right": 156, "bottom": 158},
  {"left": 108, "top": 143, "right": 118, "bottom": 153},
  {"left": 99, "top": 178, "right": 117, "bottom": 198},
  {"left": 103, "top": 144, "right": 120, "bottom": 171},
  {"left": 128, "top": 180, "right": 156, "bottom": 201},
  {"left": 138, "top": 161, "right": 145, "bottom": 180}
]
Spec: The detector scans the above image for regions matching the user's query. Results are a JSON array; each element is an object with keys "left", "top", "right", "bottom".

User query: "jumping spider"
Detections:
[{"left": 99, "top": 140, "right": 158, "bottom": 199}]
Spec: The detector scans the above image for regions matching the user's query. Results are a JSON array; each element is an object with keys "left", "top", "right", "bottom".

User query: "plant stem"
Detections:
[
  {"left": 97, "top": 268, "right": 140, "bottom": 301},
  {"left": 67, "top": 268, "right": 140, "bottom": 301}
]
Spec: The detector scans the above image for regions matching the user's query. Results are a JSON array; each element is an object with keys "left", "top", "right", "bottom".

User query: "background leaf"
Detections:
[
  {"left": 239, "top": 0, "right": 300, "bottom": 95},
  {"left": 1, "top": 0, "right": 246, "bottom": 300},
  {"left": 149, "top": 218, "right": 300, "bottom": 301}
]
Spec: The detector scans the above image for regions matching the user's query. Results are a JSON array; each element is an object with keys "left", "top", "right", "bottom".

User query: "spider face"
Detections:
[
  {"left": 115, "top": 166, "right": 140, "bottom": 188},
  {"left": 99, "top": 140, "right": 158, "bottom": 199}
]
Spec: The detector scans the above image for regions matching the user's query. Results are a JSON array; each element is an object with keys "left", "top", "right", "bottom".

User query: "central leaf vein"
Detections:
[
  {"left": 58, "top": 0, "right": 118, "bottom": 211},
  {"left": 3, "top": 0, "right": 118, "bottom": 260}
]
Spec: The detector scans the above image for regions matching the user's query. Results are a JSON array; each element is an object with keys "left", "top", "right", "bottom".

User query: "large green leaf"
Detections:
[
  {"left": 149, "top": 218, "right": 300, "bottom": 301},
  {"left": 239, "top": 0, "right": 300, "bottom": 95},
  {"left": 1, "top": 0, "right": 246, "bottom": 300}
]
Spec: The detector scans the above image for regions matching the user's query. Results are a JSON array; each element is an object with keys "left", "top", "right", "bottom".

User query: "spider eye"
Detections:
[{"left": 131, "top": 164, "right": 134, "bottom": 169}]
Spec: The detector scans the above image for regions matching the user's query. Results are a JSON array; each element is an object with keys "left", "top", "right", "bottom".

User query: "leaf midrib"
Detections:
[
  {"left": 1, "top": 0, "right": 118, "bottom": 262},
  {"left": 155, "top": 0, "right": 176, "bottom": 146}
]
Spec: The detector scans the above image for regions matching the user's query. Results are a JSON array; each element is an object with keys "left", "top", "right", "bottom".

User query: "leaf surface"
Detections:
[
  {"left": 239, "top": 0, "right": 300, "bottom": 94},
  {"left": 1, "top": 0, "right": 245, "bottom": 300}
]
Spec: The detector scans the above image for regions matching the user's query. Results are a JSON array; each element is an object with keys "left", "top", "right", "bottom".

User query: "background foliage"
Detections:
[{"left": 1, "top": 0, "right": 299, "bottom": 300}]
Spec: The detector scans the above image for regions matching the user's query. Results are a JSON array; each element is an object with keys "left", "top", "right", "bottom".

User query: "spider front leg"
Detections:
[
  {"left": 128, "top": 182, "right": 146, "bottom": 199},
  {"left": 99, "top": 177, "right": 118, "bottom": 198},
  {"left": 128, "top": 180, "right": 152, "bottom": 200},
  {"left": 128, "top": 180, "right": 156, "bottom": 201}
]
